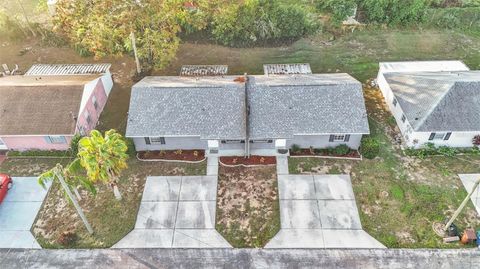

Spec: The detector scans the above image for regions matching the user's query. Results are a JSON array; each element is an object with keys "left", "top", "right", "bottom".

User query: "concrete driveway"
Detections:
[
  {"left": 114, "top": 176, "right": 231, "bottom": 248},
  {"left": 266, "top": 174, "right": 385, "bottom": 248},
  {"left": 0, "top": 177, "right": 51, "bottom": 249}
]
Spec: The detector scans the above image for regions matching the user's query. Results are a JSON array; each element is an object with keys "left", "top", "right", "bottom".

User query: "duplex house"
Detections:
[
  {"left": 0, "top": 64, "right": 113, "bottom": 151},
  {"left": 377, "top": 60, "right": 480, "bottom": 148},
  {"left": 126, "top": 64, "right": 369, "bottom": 156}
]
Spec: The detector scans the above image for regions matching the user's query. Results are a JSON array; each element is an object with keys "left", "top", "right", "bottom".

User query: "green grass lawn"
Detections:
[
  {"left": 0, "top": 156, "right": 206, "bottom": 248},
  {"left": 288, "top": 88, "right": 480, "bottom": 248}
]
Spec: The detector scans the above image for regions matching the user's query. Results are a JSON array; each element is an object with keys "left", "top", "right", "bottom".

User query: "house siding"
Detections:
[
  {"left": 287, "top": 134, "right": 363, "bottom": 150},
  {"left": 132, "top": 136, "right": 207, "bottom": 151},
  {"left": 409, "top": 132, "right": 477, "bottom": 148},
  {"left": 77, "top": 79, "right": 108, "bottom": 134},
  {"left": 0, "top": 135, "right": 73, "bottom": 151}
]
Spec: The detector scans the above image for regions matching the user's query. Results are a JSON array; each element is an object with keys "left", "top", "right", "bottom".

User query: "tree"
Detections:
[
  {"left": 53, "top": 0, "right": 189, "bottom": 69},
  {"left": 319, "top": 0, "right": 357, "bottom": 23},
  {"left": 77, "top": 130, "right": 128, "bottom": 201},
  {"left": 38, "top": 163, "right": 95, "bottom": 234}
]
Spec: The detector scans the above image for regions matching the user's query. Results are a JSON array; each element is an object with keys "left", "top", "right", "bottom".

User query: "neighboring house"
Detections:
[
  {"left": 377, "top": 60, "right": 480, "bottom": 148},
  {"left": 0, "top": 64, "right": 113, "bottom": 151},
  {"left": 126, "top": 64, "right": 369, "bottom": 156}
]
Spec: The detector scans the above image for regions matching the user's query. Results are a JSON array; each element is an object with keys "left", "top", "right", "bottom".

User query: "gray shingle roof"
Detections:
[
  {"left": 247, "top": 74, "right": 369, "bottom": 139},
  {"left": 384, "top": 71, "right": 480, "bottom": 132},
  {"left": 125, "top": 76, "right": 246, "bottom": 139}
]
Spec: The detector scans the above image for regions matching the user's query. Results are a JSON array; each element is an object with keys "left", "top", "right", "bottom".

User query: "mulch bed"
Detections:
[
  {"left": 290, "top": 149, "right": 361, "bottom": 158},
  {"left": 220, "top": 155, "right": 276, "bottom": 165},
  {"left": 138, "top": 150, "right": 205, "bottom": 161}
]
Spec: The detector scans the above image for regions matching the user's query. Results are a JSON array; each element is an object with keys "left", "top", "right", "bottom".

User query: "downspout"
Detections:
[{"left": 244, "top": 73, "right": 250, "bottom": 158}]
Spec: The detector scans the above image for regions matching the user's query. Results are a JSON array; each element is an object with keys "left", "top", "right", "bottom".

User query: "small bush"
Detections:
[
  {"left": 290, "top": 144, "right": 301, "bottom": 154},
  {"left": 437, "top": 146, "right": 458, "bottom": 157},
  {"left": 473, "top": 135, "right": 480, "bottom": 146},
  {"left": 125, "top": 138, "right": 136, "bottom": 157},
  {"left": 333, "top": 144, "right": 350, "bottom": 155},
  {"left": 57, "top": 231, "right": 78, "bottom": 247},
  {"left": 360, "top": 137, "right": 380, "bottom": 159},
  {"left": 69, "top": 134, "right": 82, "bottom": 156}
]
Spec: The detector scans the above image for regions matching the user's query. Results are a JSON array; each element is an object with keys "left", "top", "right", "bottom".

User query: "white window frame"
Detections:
[
  {"left": 432, "top": 132, "right": 447, "bottom": 140},
  {"left": 149, "top": 137, "right": 166, "bottom": 144},
  {"left": 47, "top": 136, "right": 66, "bottom": 144},
  {"left": 221, "top": 140, "right": 245, "bottom": 144},
  {"left": 250, "top": 139, "right": 273, "bottom": 143},
  {"left": 332, "top": 135, "right": 346, "bottom": 142}
]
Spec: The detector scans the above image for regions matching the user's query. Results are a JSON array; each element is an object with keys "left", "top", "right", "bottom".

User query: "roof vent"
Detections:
[
  {"left": 263, "top": 63, "right": 312, "bottom": 76},
  {"left": 180, "top": 65, "right": 228, "bottom": 76}
]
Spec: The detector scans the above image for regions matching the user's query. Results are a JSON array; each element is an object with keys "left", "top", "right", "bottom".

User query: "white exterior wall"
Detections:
[
  {"left": 132, "top": 136, "right": 207, "bottom": 151},
  {"left": 409, "top": 132, "right": 478, "bottom": 148},
  {"left": 287, "top": 134, "right": 363, "bottom": 150}
]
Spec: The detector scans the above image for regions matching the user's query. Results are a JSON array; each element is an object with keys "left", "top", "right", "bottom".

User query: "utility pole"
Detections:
[
  {"left": 54, "top": 168, "right": 94, "bottom": 234},
  {"left": 130, "top": 32, "right": 141, "bottom": 74},
  {"left": 444, "top": 177, "right": 480, "bottom": 231}
]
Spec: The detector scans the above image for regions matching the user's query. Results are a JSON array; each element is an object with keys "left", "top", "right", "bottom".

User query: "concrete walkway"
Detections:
[
  {"left": 0, "top": 177, "right": 51, "bottom": 249},
  {"left": 114, "top": 175, "right": 231, "bottom": 248},
  {"left": 276, "top": 155, "right": 289, "bottom": 175},
  {"left": 459, "top": 174, "right": 480, "bottom": 214},
  {"left": 207, "top": 156, "right": 219, "bottom": 176},
  {"left": 266, "top": 174, "right": 385, "bottom": 248}
]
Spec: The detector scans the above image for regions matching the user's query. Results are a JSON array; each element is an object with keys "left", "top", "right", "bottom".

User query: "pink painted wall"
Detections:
[
  {"left": 77, "top": 79, "right": 108, "bottom": 134},
  {"left": 0, "top": 136, "right": 73, "bottom": 151}
]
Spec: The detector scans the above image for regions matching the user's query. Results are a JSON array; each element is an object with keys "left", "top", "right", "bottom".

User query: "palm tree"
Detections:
[
  {"left": 38, "top": 163, "right": 95, "bottom": 234},
  {"left": 77, "top": 129, "right": 128, "bottom": 201}
]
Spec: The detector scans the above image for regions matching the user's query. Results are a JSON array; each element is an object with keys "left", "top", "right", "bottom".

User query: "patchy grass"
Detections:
[
  {"left": 216, "top": 165, "right": 280, "bottom": 248},
  {"left": 288, "top": 86, "right": 480, "bottom": 248},
  {"left": 0, "top": 157, "right": 206, "bottom": 248}
]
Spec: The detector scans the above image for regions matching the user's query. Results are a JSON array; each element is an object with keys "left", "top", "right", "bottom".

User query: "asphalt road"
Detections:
[{"left": 1, "top": 248, "right": 479, "bottom": 269}]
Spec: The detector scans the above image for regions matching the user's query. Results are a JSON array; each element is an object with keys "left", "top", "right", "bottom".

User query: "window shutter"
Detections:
[
  {"left": 144, "top": 137, "right": 151, "bottom": 145},
  {"left": 44, "top": 136, "right": 52, "bottom": 144},
  {"left": 329, "top": 135, "right": 334, "bottom": 142},
  {"left": 344, "top": 134, "right": 350, "bottom": 142},
  {"left": 160, "top": 137, "right": 166, "bottom": 144},
  {"left": 428, "top": 133, "right": 435, "bottom": 140},
  {"left": 444, "top": 132, "right": 452, "bottom": 140}
]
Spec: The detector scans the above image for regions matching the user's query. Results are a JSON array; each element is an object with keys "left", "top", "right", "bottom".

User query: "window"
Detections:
[
  {"left": 250, "top": 139, "right": 273, "bottom": 143},
  {"left": 92, "top": 95, "right": 98, "bottom": 110},
  {"left": 0, "top": 138, "right": 4, "bottom": 145},
  {"left": 329, "top": 134, "right": 350, "bottom": 142},
  {"left": 392, "top": 98, "right": 397, "bottom": 107},
  {"left": 78, "top": 126, "right": 86, "bottom": 136},
  {"left": 429, "top": 132, "right": 452, "bottom": 141},
  {"left": 401, "top": 114, "right": 406, "bottom": 123},
  {"left": 149, "top": 137, "right": 166, "bottom": 144},
  {"left": 84, "top": 110, "right": 92, "bottom": 125},
  {"left": 221, "top": 140, "right": 245, "bottom": 144},
  {"left": 46, "top": 136, "right": 66, "bottom": 144}
]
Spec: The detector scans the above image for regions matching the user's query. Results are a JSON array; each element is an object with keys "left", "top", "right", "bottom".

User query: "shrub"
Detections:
[
  {"left": 125, "top": 138, "right": 136, "bottom": 157},
  {"left": 318, "top": 0, "right": 357, "bottom": 23},
  {"left": 360, "top": 137, "right": 380, "bottom": 159},
  {"left": 437, "top": 146, "right": 458, "bottom": 157},
  {"left": 359, "top": 0, "right": 431, "bottom": 25},
  {"left": 290, "top": 144, "right": 301, "bottom": 154},
  {"left": 473, "top": 135, "right": 480, "bottom": 146},
  {"left": 69, "top": 134, "right": 82, "bottom": 156},
  {"left": 57, "top": 231, "right": 78, "bottom": 247},
  {"left": 212, "top": 0, "right": 318, "bottom": 47},
  {"left": 333, "top": 144, "right": 350, "bottom": 155}
]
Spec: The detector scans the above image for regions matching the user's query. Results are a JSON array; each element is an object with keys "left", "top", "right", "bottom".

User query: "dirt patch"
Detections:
[
  {"left": 138, "top": 150, "right": 205, "bottom": 161},
  {"left": 216, "top": 165, "right": 280, "bottom": 247},
  {"left": 290, "top": 148, "right": 360, "bottom": 158},
  {"left": 30, "top": 158, "right": 206, "bottom": 248},
  {"left": 219, "top": 155, "right": 276, "bottom": 166}
]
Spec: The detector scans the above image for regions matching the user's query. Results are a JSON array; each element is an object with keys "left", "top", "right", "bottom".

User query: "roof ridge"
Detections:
[{"left": 413, "top": 82, "right": 456, "bottom": 131}]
